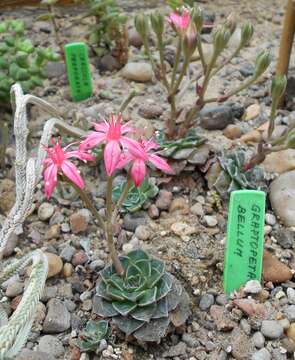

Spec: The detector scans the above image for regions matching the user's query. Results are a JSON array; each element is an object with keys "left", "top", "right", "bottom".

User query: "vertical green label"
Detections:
[
  {"left": 223, "top": 190, "right": 266, "bottom": 294},
  {"left": 64, "top": 42, "right": 92, "bottom": 102}
]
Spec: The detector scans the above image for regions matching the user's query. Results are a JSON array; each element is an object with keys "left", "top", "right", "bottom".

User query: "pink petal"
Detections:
[
  {"left": 104, "top": 140, "right": 122, "bottom": 176},
  {"left": 66, "top": 150, "right": 95, "bottom": 162},
  {"left": 43, "top": 163, "right": 58, "bottom": 199},
  {"left": 120, "top": 136, "right": 142, "bottom": 152},
  {"left": 121, "top": 122, "right": 135, "bottom": 134},
  {"left": 116, "top": 153, "right": 132, "bottom": 169},
  {"left": 61, "top": 160, "right": 84, "bottom": 189},
  {"left": 123, "top": 139, "right": 147, "bottom": 160},
  {"left": 142, "top": 138, "right": 158, "bottom": 152},
  {"left": 93, "top": 121, "right": 109, "bottom": 133},
  {"left": 131, "top": 159, "right": 146, "bottom": 187},
  {"left": 148, "top": 154, "right": 173, "bottom": 173},
  {"left": 80, "top": 132, "right": 106, "bottom": 150}
]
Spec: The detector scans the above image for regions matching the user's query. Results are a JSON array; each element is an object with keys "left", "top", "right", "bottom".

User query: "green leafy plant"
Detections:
[
  {"left": 87, "top": 0, "right": 128, "bottom": 65},
  {"left": 94, "top": 249, "right": 190, "bottom": 342},
  {"left": 212, "top": 149, "right": 265, "bottom": 198},
  {"left": 135, "top": 6, "right": 271, "bottom": 140},
  {"left": 112, "top": 178, "right": 158, "bottom": 212},
  {"left": 77, "top": 320, "right": 108, "bottom": 352},
  {"left": 0, "top": 20, "right": 59, "bottom": 103}
]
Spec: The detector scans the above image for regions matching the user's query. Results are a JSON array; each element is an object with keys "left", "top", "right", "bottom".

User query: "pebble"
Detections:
[
  {"left": 148, "top": 204, "right": 160, "bottom": 219},
  {"left": 210, "top": 305, "right": 235, "bottom": 331},
  {"left": 190, "top": 203, "right": 204, "bottom": 216},
  {"left": 287, "top": 288, "right": 295, "bottom": 304},
  {"left": 60, "top": 246, "right": 76, "bottom": 262},
  {"left": 138, "top": 103, "right": 163, "bottom": 119},
  {"left": 72, "top": 250, "right": 88, "bottom": 266},
  {"left": 204, "top": 215, "right": 218, "bottom": 227},
  {"left": 231, "top": 329, "right": 254, "bottom": 359},
  {"left": 270, "top": 170, "right": 295, "bottom": 226},
  {"left": 45, "top": 224, "right": 60, "bottom": 240},
  {"left": 182, "top": 333, "right": 198, "bottom": 347},
  {"left": 156, "top": 190, "right": 173, "bottom": 210},
  {"left": 38, "top": 335, "right": 65, "bottom": 357},
  {"left": 16, "top": 349, "right": 55, "bottom": 360},
  {"left": 169, "top": 198, "right": 189, "bottom": 214},
  {"left": 128, "top": 28, "right": 143, "bottom": 47},
  {"left": 263, "top": 251, "right": 293, "bottom": 283},
  {"left": 243, "top": 103, "right": 261, "bottom": 121},
  {"left": 251, "top": 348, "right": 271, "bottom": 360},
  {"left": 2, "top": 232, "right": 18, "bottom": 257},
  {"left": 244, "top": 280, "right": 262, "bottom": 294},
  {"left": 274, "top": 229, "right": 294, "bottom": 249},
  {"left": 163, "top": 342, "right": 187, "bottom": 357},
  {"left": 252, "top": 332, "right": 265, "bottom": 348},
  {"left": 199, "top": 106, "right": 234, "bottom": 130},
  {"left": 261, "top": 320, "right": 283, "bottom": 339},
  {"left": 199, "top": 293, "right": 214, "bottom": 310},
  {"left": 45, "top": 252, "right": 63, "bottom": 278},
  {"left": 262, "top": 149, "right": 295, "bottom": 174},
  {"left": 5, "top": 281, "right": 24, "bottom": 297},
  {"left": 171, "top": 222, "right": 196, "bottom": 236},
  {"left": 223, "top": 124, "right": 242, "bottom": 139},
  {"left": 43, "top": 299, "right": 71, "bottom": 333},
  {"left": 38, "top": 203, "right": 54, "bottom": 221},
  {"left": 240, "top": 318, "right": 251, "bottom": 335},
  {"left": 134, "top": 225, "right": 151, "bottom": 241},
  {"left": 89, "top": 259, "right": 105, "bottom": 271},
  {"left": 286, "top": 322, "right": 295, "bottom": 342},
  {"left": 122, "top": 62, "right": 153, "bottom": 82},
  {"left": 216, "top": 294, "right": 229, "bottom": 306},
  {"left": 63, "top": 263, "right": 73, "bottom": 277},
  {"left": 123, "top": 211, "right": 148, "bottom": 231},
  {"left": 265, "top": 213, "right": 276, "bottom": 226},
  {"left": 69, "top": 211, "right": 88, "bottom": 234},
  {"left": 284, "top": 305, "right": 295, "bottom": 321}
]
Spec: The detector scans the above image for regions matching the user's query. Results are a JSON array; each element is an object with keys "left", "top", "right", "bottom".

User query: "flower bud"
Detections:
[
  {"left": 287, "top": 129, "right": 295, "bottom": 149},
  {"left": 191, "top": 5, "right": 203, "bottom": 32},
  {"left": 150, "top": 11, "right": 164, "bottom": 38},
  {"left": 240, "top": 22, "right": 254, "bottom": 48},
  {"left": 254, "top": 50, "right": 271, "bottom": 78},
  {"left": 183, "top": 23, "right": 198, "bottom": 58},
  {"left": 134, "top": 13, "right": 149, "bottom": 41},
  {"left": 271, "top": 75, "right": 287, "bottom": 104},
  {"left": 213, "top": 26, "right": 231, "bottom": 56},
  {"left": 224, "top": 13, "right": 236, "bottom": 35}
]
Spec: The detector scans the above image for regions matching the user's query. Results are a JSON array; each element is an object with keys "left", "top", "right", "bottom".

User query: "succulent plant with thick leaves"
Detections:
[
  {"left": 213, "top": 149, "right": 265, "bottom": 199},
  {"left": 112, "top": 178, "right": 158, "bottom": 213},
  {"left": 77, "top": 320, "right": 108, "bottom": 352},
  {"left": 94, "top": 249, "right": 190, "bottom": 342}
]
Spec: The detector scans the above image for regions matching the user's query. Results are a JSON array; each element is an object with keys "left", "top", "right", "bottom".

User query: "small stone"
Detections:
[
  {"left": 265, "top": 213, "right": 276, "bottom": 226},
  {"left": 263, "top": 250, "right": 293, "bottom": 283},
  {"left": 210, "top": 305, "right": 235, "bottom": 331},
  {"left": 41, "top": 286, "right": 58, "bottom": 302},
  {"left": 63, "top": 263, "right": 73, "bottom": 277},
  {"left": 45, "top": 224, "right": 60, "bottom": 240},
  {"left": 135, "top": 225, "right": 151, "bottom": 241},
  {"left": 204, "top": 215, "right": 218, "bottom": 227},
  {"left": 274, "top": 229, "right": 294, "bottom": 249},
  {"left": 240, "top": 130, "right": 262, "bottom": 143},
  {"left": 46, "top": 62, "right": 66, "bottom": 79},
  {"left": 231, "top": 329, "right": 254, "bottom": 359},
  {"left": 38, "top": 203, "right": 55, "bottom": 221},
  {"left": 243, "top": 103, "right": 261, "bottom": 121},
  {"left": 279, "top": 317, "right": 290, "bottom": 330},
  {"left": 287, "top": 288, "right": 295, "bottom": 304},
  {"left": 45, "top": 252, "right": 63, "bottom": 278},
  {"left": 251, "top": 348, "right": 271, "bottom": 360},
  {"left": 123, "top": 211, "right": 148, "bottom": 231},
  {"left": 99, "top": 54, "right": 121, "bottom": 72},
  {"left": 223, "top": 124, "right": 242, "bottom": 139},
  {"left": 240, "top": 318, "right": 251, "bottom": 335},
  {"left": 2, "top": 232, "right": 18, "bottom": 257},
  {"left": 72, "top": 250, "right": 88, "bottom": 266},
  {"left": 16, "top": 349, "right": 55, "bottom": 360},
  {"left": 69, "top": 211, "right": 88, "bottom": 234},
  {"left": 261, "top": 320, "right": 283, "bottom": 339},
  {"left": 122, "top": 62, "right": 153, "bottom": 82},
  {"left": 281, "top": 338, "right": 295, "bottom": 354},
  {"left": 263, "top": 149, "right": 295, "bottom": 174},
  {"left": 5, "top": 281, "right": 24, "bottom": 297},
  {"left": 138, "top": 103, "right": 163, "bottom": 119},
  {"left": 252, "top": 332, "right": 265, "bottom": 348},
  {"left": 0, "top": 179, "right": 15, "bottom": 214},
  {"left": 244, "top": 280, "right": 262, "bottom": 294},
  {"left": 169, "top": 198, "right": 189, "bottom": 214},
  {"left": 171, "top": 222, "right": 196, "bottom": 236},
  {"left": 60, "top": 246, "right": 76, "bottom": 262},
  {"left": 190, "top": 203, "right": 204, "bottom": 216},
  {"left": 163, "top": 342, "right": 187, "bottom": 357},
  {"left": 284, "top": 305, "right": 295, "bottom": 321},
  {"left": 156, "top": 190, "right": 173, "bottom": 210},
  {"left": 38, "top": 335, "right": 65, "bottom": 357},
  {"left": 128, "top": 29, "right": 143, "bottom": 47},
  {"left": 287, "top": 322, "right": 295, "bottom": 342},
  {"left": 199, "top": 293, "right": 214, "bottom": 310},
  {"left": 216, "top": 294, "right": 229, "bottom": 306},
  {"left": 43, "top": 299, "right": 71, "bottom": 333},
  {"left": 148, "top": 204, "right": 159, "bottom": 219},
  {"left": 199, "top": 106, "right": 234, "bottom": 130}
]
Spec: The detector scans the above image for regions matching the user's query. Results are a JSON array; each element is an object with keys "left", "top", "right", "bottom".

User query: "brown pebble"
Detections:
[
  {"left": 72, "top": 250, "right": 88, "bottom": 266},
  {"left": 63, "top": 263, "right": 73, "bottom": 277},
  {"left": 263, "top": 250, "right": 293, "bottom": 283},
  {"left": 69, "top": 212, "right": 88, "bottom": 234},
  {"left": 223, "top": 124, "right": 242, "bottom": 140}
]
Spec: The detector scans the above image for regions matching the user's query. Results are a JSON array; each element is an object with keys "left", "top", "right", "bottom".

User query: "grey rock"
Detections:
[
  {"left": 123, "top": 211, "right": 148, "bottom": 231},
  {"left": 287, "top": 287, "right": 295, "bottom": 304},
  {"left": 138, "top": 103, "right": 163, "bottom": 119},
  {"left": 240, "top": 63, "right": 254, "bottom": 77},
  {"left": 244, "top": 280, "right": 262, "bottom": 294},
  {"left": 38, "top": 335, "right": 65, "bottom": 357},
  {"left": 284, "top": 305, "right": 295, "bottom": 321},
  {"left": 156, "top": 190, "right": 173, "bottom": 210},
  {"left": 216, "top": 294, "right": 229, "bottom": 306},
  {"left": 204, "top": 215, "right": 218, "bottom": 227},
  {"left": 128, "top": 29, "right": 143, "bottom": 47},
  {"left": 187, "top": 145, "right": 210, "bottom": 165},
  {"left": 43, "top": 299, "right": 71, "bottom": 333},
  {"left": 38, "top": 203, "right": 55, "bottom": 221},
  {"left": 274, "top": 228, "right": 294, "bottom": 249},
  {"left": 46, "top": 62, "right": 66, "bottom": 79},
  {"left": 60, "top": 246, "right": 76, "bottom": 262},
  {"left": 199, "top": 106, "right": 234, "bottom": 130},
  {"left": 182, "top": 333, "right": 199, "bottom": 347},
  {"left": 2, "top": 232, "right": 18, "bottom": 257},
  {"left": 16, "top": 349, "right": 55, "bottom": 360},
  {"left": 252, "top": 331, "right": 265, "bottom": 348},
  {"left": 99, "top": 54, "right": 121, "bottom": 72},
  {"left": 89, "top": 259, "right": 105, "bottom": 271},
  {"left": 122, "top": 62, "right": 153, "bottom": 82},
  {"left": 199, "top": 293, "right": 214, "bottom": 310},
  {"left": 251, "top": 348, "right": 271, "bottom": 360},
  {"left": 41, "top": 286, "right": 58, "bottom": 302},
  {"left": 5, "top": 281, "right": 24, "bottom": 297},
  {"left": 163, "top": 341, "right": 187, "bottom": 357},
  {"left": 265, "top": 213, "right": 276, "bottom": 226},
  {"left": 261, "top": 320, "right": 283, "bottom": 339},
  {"left": 190, "top": 203, "right": 204, "bottom": 216},
  {"left": 135, "top": 225, "right": 151, "bottom": 241},
  {"left": 240, "top": 318, "right": 251, "bottom": 335}
]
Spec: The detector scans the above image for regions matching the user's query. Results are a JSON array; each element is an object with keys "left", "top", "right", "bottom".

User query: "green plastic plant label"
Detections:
[
  {"left": 223, "top": 190, "right": 266, "bottom": 294},
  {"left": 64, "top": 42, "right": 92, "bottom": 102}
]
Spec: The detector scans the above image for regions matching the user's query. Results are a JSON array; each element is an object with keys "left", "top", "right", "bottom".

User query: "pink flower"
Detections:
[
  {"left": 167, "top": 8, "right": 190, "bottom": 32},
  {"left": 80, "top": 114, "right": 137, "bottom": 176},
  {"left": 43, "top": 138, "right": 94, "bottom": 199},
  {"left": 117, "top": 138, "right": 173, "bottom": 187}
]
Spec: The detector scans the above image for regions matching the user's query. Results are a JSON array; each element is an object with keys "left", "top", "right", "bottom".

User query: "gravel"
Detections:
[{"left": 261, "top": 320, "right": 284, "bottom": 339}]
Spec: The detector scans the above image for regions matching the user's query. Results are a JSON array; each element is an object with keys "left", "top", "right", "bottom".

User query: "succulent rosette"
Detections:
[{"left": 94, "top": 249, "right": 190, "bottom": 342}]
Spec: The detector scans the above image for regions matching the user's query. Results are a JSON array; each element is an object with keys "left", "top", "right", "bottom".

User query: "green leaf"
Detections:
[
  {"left": 96, "top": 280, "right": 111, "bottom": 300},
  {"left": 93, "top": 295, "right": 118, "bottom": 317},
  {"left": 147, "top": 259, "right": 165, "bottom": 288},
  {"left": 156, "top": 273, "right": 173, "bottom": 300},
  {"left": 112, "top": 300, "right": 137, "bottom": 316},
  {"left": 0, "top": 58, "right": 9, "bottom": 70},
  {"left": 135, "top": 259, "right": 151, "bottom": 278},
  {"left": 152, "top": 297, "right": 168, "bottom": 319},
  {"left": 127, "top": 249, "right": 150, "bottom": 263},
  {"left": 76, "top": 320, "right": 108, "bottom": 352},
  {"left": 106, "top": 284, "right": 126, "bottom": 301},
  {"left": 17, "top": 39, "right": 34, "bottom": 53},
  {"left": 138, "top": 287, "right": 157, "bottom": 307},
  {"left": 126, "top": 264, "right": 142, "bottom": 279},
  {"left": 112, "top": 316, "right": 144, "bottom": 335},
  {"left": 109, "top": 274, "right": 125, "bottom": 291}
]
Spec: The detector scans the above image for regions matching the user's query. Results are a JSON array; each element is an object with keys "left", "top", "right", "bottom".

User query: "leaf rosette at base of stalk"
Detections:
[
  {"left": 76, "top": 320, "right": 109, "bottom": 352},
  {"left": 94, "top": 249, "right": 190, "bottom": 343}
]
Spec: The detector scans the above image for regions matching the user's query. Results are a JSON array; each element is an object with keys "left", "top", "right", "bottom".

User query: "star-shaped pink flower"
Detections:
[
  {"left": 167, "top": 8, "right": 190, "bottom": 32},
  {"left": 80, "top": 114, "right": 137, "bottom": 176},
  {"left": 117, "top": 138, "right": 173, "bottom": 187},
  {"left": 43, "top": 138, "right": 94, "bottom": 199}
]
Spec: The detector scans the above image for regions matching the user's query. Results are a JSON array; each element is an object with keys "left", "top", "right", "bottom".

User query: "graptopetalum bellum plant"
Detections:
[
  {"left": 43, "top": 114, "right": 190, "bottom": 342},
  {"left": 135, "top": 5, "right": 271, "bottom": 140},
  {"left": 0, "top": 84, "right": 86, "bottom": 358}
]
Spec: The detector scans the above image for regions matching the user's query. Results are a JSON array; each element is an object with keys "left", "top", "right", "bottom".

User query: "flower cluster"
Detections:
[
  {"left": 167, "top": 7, "right": 190, "bottom": 33},
  {"left": 42, "top": 114, "right": 173, "bottom": 198}
]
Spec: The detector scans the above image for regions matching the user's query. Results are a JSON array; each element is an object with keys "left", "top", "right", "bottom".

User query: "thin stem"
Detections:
[
  {"left": 210, "top": 46, "right": 241, "bottom": 78},
  {"left": 171, "top": 56, "right": 190, "bottom": 95},
  {"left": 155, "top": 35, "right": 170, "bottom": 91},
  {"left": 167, "top": 95, "right": 177, "bottom": 138},
  {"left": 196, "top": 34, "right": 207, "bottom": 72},
  {"left": 119, "top": 90, "right": 137, "bottom": 113},
  {"left": 143, "top": 38, "right": 157, "bottom": 74},
  {"left": 112, "top": 176, "right": 133, "bottom": 223},
  {"left": 170, "top": 37, "right": 182, "bottom": 88},
  {"left": 49, "top": 5, "right": 65, "bottom": 63},
  {"left": 106, "top": 176, "right": 124, "bottom": 275},
  {"left": 267, "top": 102, "right": 278, "bottom": 140}
]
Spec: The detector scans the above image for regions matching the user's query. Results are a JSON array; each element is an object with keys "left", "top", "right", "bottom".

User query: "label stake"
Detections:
[
  {"left": 223, "top": 190, "right": 266, "bottom": 294},
  {"left": 64, "top": 42, "right": 92, "bottom": 102}
]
